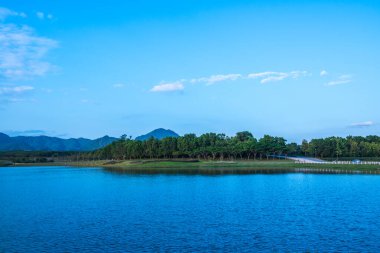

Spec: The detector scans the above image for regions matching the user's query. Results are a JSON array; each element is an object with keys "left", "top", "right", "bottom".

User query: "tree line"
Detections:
[
  {"left": 92, "top": 132, "right": 380, "bottom": 160},
  {"left": 302, "top": 135, "right": 380, "bottom": 159}
]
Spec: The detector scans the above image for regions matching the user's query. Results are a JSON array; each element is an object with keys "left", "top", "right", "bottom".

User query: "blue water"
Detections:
[{"left": 1, "top": 167, "right": 380, "bottom": 252}]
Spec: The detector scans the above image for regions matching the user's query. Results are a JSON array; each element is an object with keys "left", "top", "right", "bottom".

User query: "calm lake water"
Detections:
[{"left": 1, "top": 166, "right": 380, "bottom": 252}]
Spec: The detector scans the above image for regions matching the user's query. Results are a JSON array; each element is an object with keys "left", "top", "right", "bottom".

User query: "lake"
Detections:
[{"left": 1, "top": 166, "right": 380, "bottom": 252}]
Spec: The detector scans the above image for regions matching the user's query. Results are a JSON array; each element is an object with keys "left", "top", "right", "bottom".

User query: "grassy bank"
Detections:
[
  {"left": 73, "top": 159, "right": 380, "bottom": 174},
  {"left": 0, "top": 160, "right": 14, "bottom": 166},
  {"left": 4, "top": 159, "right": 380, "bottom": 175}
]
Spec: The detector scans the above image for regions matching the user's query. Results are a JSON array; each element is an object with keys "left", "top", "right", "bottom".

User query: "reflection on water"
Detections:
[
  {"left": 1, "top": 166, "right": 380, "bottom": 252},
  {"left": 104, "top": 166, "right": 374, "bottom": 175},
  {"left": 104, "top": 166, "right": 301, "bottom": 175}
]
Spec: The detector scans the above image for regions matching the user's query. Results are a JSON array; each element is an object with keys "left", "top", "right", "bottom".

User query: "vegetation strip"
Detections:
[
  {"left": 5, "top": 160, "right": 379, "bottom": 175},
  {"left": 95, "top": 132, "right": 380, "bottom": 161}
]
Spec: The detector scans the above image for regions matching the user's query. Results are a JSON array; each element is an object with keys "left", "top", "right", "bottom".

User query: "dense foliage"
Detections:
[
  {"left": 0, "top": 151, "right": 81, "bottom": 163},
  {"left": 94, "top": 132, "right": 380, "bottom": 160},
  {"left": 305, "top": 136, "right": 380, "bottom": 158}
]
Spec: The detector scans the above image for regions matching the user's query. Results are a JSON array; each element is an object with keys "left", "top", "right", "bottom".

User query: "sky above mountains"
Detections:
[{"left": 0, "top": 0, "right": 379, "bottom": 142}]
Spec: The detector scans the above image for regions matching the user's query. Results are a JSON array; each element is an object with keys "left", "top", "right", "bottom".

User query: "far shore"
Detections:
[{"left": 2, "top": 159, "right": 380, "bottom": 175}]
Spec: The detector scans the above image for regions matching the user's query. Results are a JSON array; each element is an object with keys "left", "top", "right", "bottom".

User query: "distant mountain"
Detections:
[
  {"left": 0, "top": 133, "right": 118, "bottom": 151},
  {"left": 135, "top": 128, "right": 179, "bottom": 141},
  {"left": 0, "top": 128, "right": 180, "bottom": 151}
]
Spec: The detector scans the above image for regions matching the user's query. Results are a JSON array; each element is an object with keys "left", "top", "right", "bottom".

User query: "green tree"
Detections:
[{"left": 301, "top": 139, "right": 309, "bottom": 156}]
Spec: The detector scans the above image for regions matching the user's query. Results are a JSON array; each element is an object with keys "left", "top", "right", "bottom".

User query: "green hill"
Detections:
[
  {"left": 0, "top": 133, "right": 118, "bottom": 151},
  {"left": 135, "top": 128, "right": 179, "bottom": 141}
]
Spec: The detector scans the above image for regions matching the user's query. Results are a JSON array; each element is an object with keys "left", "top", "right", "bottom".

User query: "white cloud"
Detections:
[
  {"left": 0, "top": 85, "right": 34, "bottom": 94},
  {"left": 190, "top": 74, "right": 242, "bottom": 85},
  {"left": 0, "top": 7, "right": 26, "bottom": 20},
  {"left": 247, "top": 71, "right": 308, "bottom": 84},
  {"left": 0, "top": 8, "right": 57, "bottom": 105},
  {"left": 36, "top": 12, "right": 44, "bottom": 19},
  {"left": 320, "top": 70, "right": 328, "bottom": 76},
  {"left": 41, "top": 88, "right": 53, "bottom": 93},
  {"left": 36, "top": 12, "right": 53, "bottom": 20},
  {"left": 326, "top": 75, "right": 352, "bottom": 86},
  {"left": 350, "top": 121, "right": 374, "bottom": 127},
  {"left": 113, "top": 83, "right": 125, "bottom": 88},
  {"left": 2, "top": 97, "right": 36, "bottom": 103},
  {"left": 150, "top": 82, "right": 184, "bottom": 92},
  {"left": 0, "top": 23, "right": 58, "bottom": 80},
  {"left": 149, "top": 70, "right": 311, "bottom": 93}
]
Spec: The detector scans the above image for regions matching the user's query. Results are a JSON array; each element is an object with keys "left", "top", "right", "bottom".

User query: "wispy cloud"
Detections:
[
  {"left": 149, "top": 69, "right": 352, "bottom": 93},
  {"left": 0, "top": 7, "right": 57, "bottom": 81},
  {"left": 0, "top": 85, "right": 35, "bottom": 105},
  {"left": 149, "top": 70, "right": 311, "bottom": 92},
  {"left": 0, "top": 85, "right": 34, "bottom": 94},
  {"left": 247, "top": 71, "right": 308, "bottom": 84},
  {"left": 36, "top": 12, "right": 44, "bottom": 19},
  {"left": 0, "top": 23, "right": 58, "bottom": 80},
  {"left": 79, "top": 87, "right": 88, "bottom": 92},
  {"left": 1, "top": 129, "right": 69, "bottom": 137},
  {"left": 41, "top": 88, "right": 53, "bottom": 93},
  {"left": 3, "top": 129, "right": 47, "bottom": 136},
  {"left": 113, "top": 83, "right": 125, "bottom": 88},
  {"left": 248, "top": 71, "right": 288, "bottom": 83},
  {"left": 190, "top": 74, "right": 242, "bottom": 85},
  {"left": 150, "top": 82, "right": 184, "bottom": 92},
  {"left": 0, "top": 7, "right": 26, "bottom": 20},
  {"left": 3, "top": 97, "right": 36, "bottom": 103},
  {"left": 36, "top": 12, "right": 53, "bottom": 20},
  {"left": 326, "top": 75, "right": 352, "bottom": 86},
  {"left": 0, "top": 7, "right": 57, "bottom": 105},
  {"left": 78, "top": 99, "right": 101, "bottom": 106},
  {"left": 350, "top": 121, "right": 374, "bottom": 128}
]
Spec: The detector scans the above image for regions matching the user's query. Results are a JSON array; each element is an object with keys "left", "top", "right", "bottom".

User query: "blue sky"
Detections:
[{"left": 0, "top": 0, "right": 379, "bottom": 141}]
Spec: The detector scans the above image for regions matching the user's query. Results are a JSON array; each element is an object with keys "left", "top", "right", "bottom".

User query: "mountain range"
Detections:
[
  {"left": 0, "top": 133, "right": 118, "bottom": 151},
  {"left": 0, "top": 128, "right": 179, "bottom": 151}
]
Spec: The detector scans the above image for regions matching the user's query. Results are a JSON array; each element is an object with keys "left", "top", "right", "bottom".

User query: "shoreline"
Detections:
[{"left": 2, "top": 160, "right": 380, "bottom": 175}]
